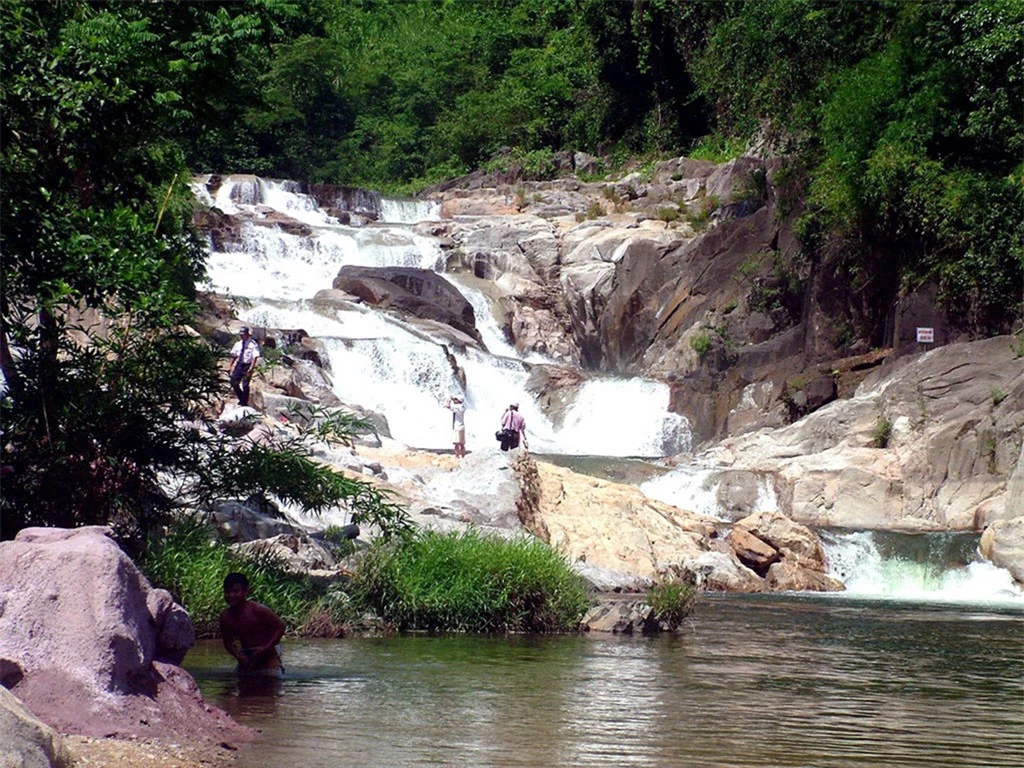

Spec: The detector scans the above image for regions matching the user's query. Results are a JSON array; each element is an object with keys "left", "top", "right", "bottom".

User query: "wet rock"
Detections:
[
  {"left": 334, "top": 265, "right": 482, "bottom": 344},
  {"left": 765, "top": 560, "right": 844, "bottom": 592},
  {"left": 581, "top": 599, "right": 656, "bottom": 634}
]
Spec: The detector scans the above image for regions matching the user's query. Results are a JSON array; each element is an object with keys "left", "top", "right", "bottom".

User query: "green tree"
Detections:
[{"left": 1, "top": 0, "right": 410, "bottom": 545}]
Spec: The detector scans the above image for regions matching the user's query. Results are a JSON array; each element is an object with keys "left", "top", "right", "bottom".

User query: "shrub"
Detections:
[
  {"left": 871, "top": 416, "right": 893, "bottom": 448},
  {"left": 691, "top": 332, "right": 712, "bottom": 359},
  {"left": 348, "top": 530, "right": 591, "bottom": 633},
  {"left": 646, "top": 577, "right": 698, "bottom": 630}
]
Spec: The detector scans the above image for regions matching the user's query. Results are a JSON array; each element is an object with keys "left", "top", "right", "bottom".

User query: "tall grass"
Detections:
[
  {"left": 349, "top": 530, "right": 592, "bottom": 633},
  {"left": 142, "top": 515, "right": 322, "bottom": 637}
]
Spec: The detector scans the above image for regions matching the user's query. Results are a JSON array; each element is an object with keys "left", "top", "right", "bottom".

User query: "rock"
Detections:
[
  {"left": 979, "top": 518, "right": 1024, "bottom": 585},
  {"left": 210, "top": 500, "right": 307, "bottom": 543},
  {"left": 334, "top": 265, "right": 481, "bottom": 343},
  {"left": 735, "top": 509, "right": 825, "bottom": 564},
  {"left": 233, "top": 534, "right": 338, "bottom": 572},
  {"left": 581, "top": 599, "right": 656, "bottom": 634},
  {"left": 573, "top": 152, "right": 602, "bottom": 176},
  {"left": 765, "top": 560, "right": 845, "bottom": 592},
  {"left": 420, "top": 449, "right": 527, "bottom": 533},
  {"left": 145, "top": 589, "right": 196, "bottom": 666},
  {"left": 727, "top": 527, "right": 779, "bottom": 576},
  {"left": 707, "top": 336, "right": 1024, "bottom": 532},
  {"left": 572, "top": 562, "right": 652, "bottom": 593},
  {"left": 0, "top": 686, "right": 73, "bottom": 768},
  {"left": 0, "top": 527, "right": 252, "bottom": 744}
]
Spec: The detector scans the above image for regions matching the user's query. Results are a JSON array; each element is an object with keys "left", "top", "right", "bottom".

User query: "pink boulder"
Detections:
[{"left": 0, "top": 526, "right": 252, "bottom": 745}]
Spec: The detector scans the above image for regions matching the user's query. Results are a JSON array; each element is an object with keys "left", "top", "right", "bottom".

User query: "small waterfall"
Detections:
[
  {"left": 639, "top": 466, "right": 779, "bottom": 520},
  {"left": 822, "top": 530, "right": 1023, "bottom": 605},
  {"left": 380, "top": 197, "right": 441, "bottom": 224},
  {"left": 555, "top": 378, "right": 691, "bottom": 457}
]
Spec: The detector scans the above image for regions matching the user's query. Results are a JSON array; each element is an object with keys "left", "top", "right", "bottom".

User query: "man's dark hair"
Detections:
[{"left": 223, "top": 572, "right": 249, "bottom": 591}]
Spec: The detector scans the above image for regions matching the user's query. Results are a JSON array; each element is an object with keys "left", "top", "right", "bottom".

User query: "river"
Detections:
[{"left": 185, "top": 594, "right": 1024, "bottom": 768}]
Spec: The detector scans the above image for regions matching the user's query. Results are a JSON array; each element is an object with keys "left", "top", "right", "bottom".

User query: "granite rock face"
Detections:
[{"left": 0, "top": 527, "right": 251, "bottom": 745}]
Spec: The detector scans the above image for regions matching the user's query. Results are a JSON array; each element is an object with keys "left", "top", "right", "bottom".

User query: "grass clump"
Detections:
[
  {"left": 646, "top": 577, "right": 699, "bottom": 631},
  {"left": 871, "top": 416, "right": 893, "bottom": 448},
  {"left": 348, "top": 530, "right": 591, "bottom": 633}
]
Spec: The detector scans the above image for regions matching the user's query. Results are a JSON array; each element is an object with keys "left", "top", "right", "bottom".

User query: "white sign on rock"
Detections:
[{"left": 916, "top": 327, "right": 934, "bottom": 343}]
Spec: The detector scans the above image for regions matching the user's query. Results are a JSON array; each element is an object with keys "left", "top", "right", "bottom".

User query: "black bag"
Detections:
[{"left": 496, "top": 428, "right": 519, "bottom": 451}]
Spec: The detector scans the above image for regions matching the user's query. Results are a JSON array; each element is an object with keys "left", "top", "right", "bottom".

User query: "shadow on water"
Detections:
[{"left": 185, "top": 596, "right": 1024, "bottom": 768}]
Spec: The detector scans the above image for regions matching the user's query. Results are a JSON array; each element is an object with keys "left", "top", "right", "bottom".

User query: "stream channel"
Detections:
[{"left": 185, "top": 594, "right": 1023, "bottom": 768}]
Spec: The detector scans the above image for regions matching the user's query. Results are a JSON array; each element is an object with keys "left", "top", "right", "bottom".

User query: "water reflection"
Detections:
[{"left": 185, "top": 596, "right": 1024, "bottom": 768}]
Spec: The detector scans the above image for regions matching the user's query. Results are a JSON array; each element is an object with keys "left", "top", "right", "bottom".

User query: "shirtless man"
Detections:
[{"left": 220, "top": 572, "right": 286, "bottom": 677}]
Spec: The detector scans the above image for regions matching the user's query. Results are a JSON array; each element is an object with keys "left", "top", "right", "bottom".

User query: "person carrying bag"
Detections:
[{"left": 496, "top": 402, "right": 528, "bottom": 452}]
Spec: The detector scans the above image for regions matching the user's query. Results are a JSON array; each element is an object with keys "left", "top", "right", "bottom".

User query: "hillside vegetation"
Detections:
[{"left": 1, "top": 0, "right": 1021, "bottom": 538}]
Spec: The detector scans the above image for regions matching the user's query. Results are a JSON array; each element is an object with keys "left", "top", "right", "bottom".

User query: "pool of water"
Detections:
[{"left": 185, "top": 594, "right": 1024, "bottom": 768}]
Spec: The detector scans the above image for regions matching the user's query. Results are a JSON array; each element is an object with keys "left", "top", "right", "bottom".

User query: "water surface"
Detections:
[{"left": 186, "top": 595, "right": 1024, "bottom": 768}]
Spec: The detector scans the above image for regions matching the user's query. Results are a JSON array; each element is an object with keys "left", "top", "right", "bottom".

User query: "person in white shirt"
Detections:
[
  {"left": 445, "top": 394, "right": 467, "bottom": 458},
  {"left": 229, "top": 327, "right": 261, "bottom": 407}
]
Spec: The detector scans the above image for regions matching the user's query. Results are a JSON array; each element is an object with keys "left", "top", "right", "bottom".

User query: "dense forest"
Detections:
[{"left": 1, "top": 0, "right": 1022, "bottom": 537}]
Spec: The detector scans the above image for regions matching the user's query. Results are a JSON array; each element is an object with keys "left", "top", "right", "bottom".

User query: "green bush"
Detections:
[
  {"left": 348, "top": 530, "right": 591, "bottom": 633},
  {"left": 691, "top": 332, "right": 712, "bottom": 359},
  {"left": 646, "top": 577, "right": 698, "bottom": 630}
]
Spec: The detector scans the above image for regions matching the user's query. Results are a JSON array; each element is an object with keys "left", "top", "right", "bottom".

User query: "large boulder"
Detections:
[
  {"left": 0, "top": 527, "right": 251, "bottom": 745},
  {"left": 979, "top": 517, "right": 1024, "bottom": 585},
  {"left": 334, "top": 265, "right": 481, "bottom": 343}
]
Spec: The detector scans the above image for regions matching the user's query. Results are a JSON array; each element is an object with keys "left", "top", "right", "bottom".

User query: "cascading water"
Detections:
[
  {"left": 821, "top": 530, "right": 1022, "bottom": 605},
  {"left": 195, "top": 175, "right": 689, "bottom": 457},
  {"left": 639, "top": 465, "right": 780, "bottom": 520}
]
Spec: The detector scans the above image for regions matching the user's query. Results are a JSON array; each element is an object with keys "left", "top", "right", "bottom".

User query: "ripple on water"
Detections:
[{"left": 184, "top": 597, "right": 1024, "bottom": 768}]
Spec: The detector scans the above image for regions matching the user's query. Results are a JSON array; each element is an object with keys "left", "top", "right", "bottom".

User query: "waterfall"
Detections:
[
  {"left": 190, "top": 174, "right": 1024, "bottom": 603},
  {"left": 821, "top": 530, "right": 1022, "bottom": 605},
  {"left": 380, "top": 197, "right": 441, "bottom": 224},
  {"left": 195, "top": 175, "right": 690, "bottom": 457}
]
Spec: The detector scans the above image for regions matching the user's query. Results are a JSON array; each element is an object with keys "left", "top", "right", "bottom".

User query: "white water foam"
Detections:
[
  {"left": 640, "top": 466, "right": 778, "bottom": 519},
  {"left": 822, "top": 531, "right": 1023, "bottom": 606}
]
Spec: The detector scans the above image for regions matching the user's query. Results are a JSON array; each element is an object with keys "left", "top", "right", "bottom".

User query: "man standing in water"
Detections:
[
  {"left": 446, "top": 394, "right": 467, "bottom": 458},
  {"left": 228, "top": 326, "right": 261, "bottom": 407},
  {"left": 220, "top": 572, "right": 286, "bottom": 677}
]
